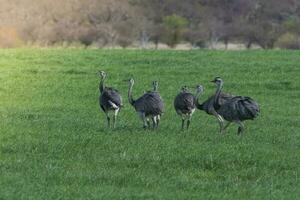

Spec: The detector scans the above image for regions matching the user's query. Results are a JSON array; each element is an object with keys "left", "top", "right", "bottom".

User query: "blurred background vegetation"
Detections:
[{"left": 1, "top": 0, "right": 300, "bottom": 49}]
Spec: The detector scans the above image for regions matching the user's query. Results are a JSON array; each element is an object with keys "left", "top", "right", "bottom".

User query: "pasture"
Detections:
[{"left": 0, "top": 49, "right": 299, "bottom": 199}]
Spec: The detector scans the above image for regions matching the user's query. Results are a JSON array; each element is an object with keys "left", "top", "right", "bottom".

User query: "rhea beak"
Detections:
[{"left": 211, "top": 80, "right": 215, "bottom": 83}]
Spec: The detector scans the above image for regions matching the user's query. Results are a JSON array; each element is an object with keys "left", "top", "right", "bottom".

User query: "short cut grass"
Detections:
[{"left": 0, "top": 49, "right": 300, "bottom": 199}]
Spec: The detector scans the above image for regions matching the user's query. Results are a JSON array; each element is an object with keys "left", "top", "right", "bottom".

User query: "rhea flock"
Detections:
[
  {"left": 197, "top": 77, "right": 260, "bottom": 135},
  {"left": 127, "top": 78, "right": 164, "bottom": 129},
  {"left": 98, "top": 71, "right": 123, "bottom": 128},
  {"left": 174, "top": 85, "right": 204, "bottom": 130}
]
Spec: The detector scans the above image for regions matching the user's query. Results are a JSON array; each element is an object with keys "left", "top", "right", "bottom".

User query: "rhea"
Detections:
[
  {"left": 174, "top": 85, "right": 204, "bottom": 130},
  {"left": 98, "top": 71, "right": 123, "bottom": 128},
  {"left": 127, "top": 78, "right": 164, "bottom": 129},
  {"left": 197, "top": 77, "right": 260, "bottom": 134}
]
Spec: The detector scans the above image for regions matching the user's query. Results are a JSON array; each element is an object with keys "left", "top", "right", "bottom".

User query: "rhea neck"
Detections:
[
  {"left": 153, "top": 82, "right": 158, "bottom": 92},
  {"left": 99, "top": 76, "right": 106, "bottom": 93},
  {"left": 153, "top": 85, "right": 158, "bottom": 92},
  {"left": 128, "top": 81, "right": 135, "bottom": 105},
  {"left": 195, "top": 89, "right": 204, "bottom": 109},
  {"left": 214, "top": 81, "right": 223, "bottom": 105},
  {"left": 195, "top": 89, "right": 203, "bottom": 99}
]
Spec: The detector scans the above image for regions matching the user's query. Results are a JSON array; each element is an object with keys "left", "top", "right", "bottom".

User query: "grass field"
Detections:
[{"left": 0, "top": 49, "right": 300, "bottom": 199}]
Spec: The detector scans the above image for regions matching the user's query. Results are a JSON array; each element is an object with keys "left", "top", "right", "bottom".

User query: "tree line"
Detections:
[{"left": 1, "top": 0, "right": 300, "bottom": 49}]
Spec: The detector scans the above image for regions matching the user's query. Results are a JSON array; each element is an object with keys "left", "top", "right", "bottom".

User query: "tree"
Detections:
[
  {"left": 0, "top": 0, "right": 300, "bottom": 48},
  {"left": 162, "top": 14, "right": 188, "bottom": 48}
]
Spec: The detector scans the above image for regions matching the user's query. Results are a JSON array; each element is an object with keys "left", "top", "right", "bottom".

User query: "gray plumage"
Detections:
[
  {"left": 203, "top": 77, "right": 259, "bottom": 135},
  {"left": 99, "top": 71, "right": 122, "bottom": 128},
  {"left": 174, "top": 85, "right": 203, "bottom": 130},
  {"left": 128, "top": 78, "right": 164, "bottom": 129},
  {"left": 196, "top": 92, "right": 234, "bottom": 114},
  {"left": 218, "top": 96, "right": 260, "bottom": 122},
  {"left": 174, "top": 91, "right": 195, "bottom": 114},
  {"left": 132, "top": 92, "right": 164, "bottom": 116},
  {"left": 100, "top": 88, "right": 122, "bottom": 111}
]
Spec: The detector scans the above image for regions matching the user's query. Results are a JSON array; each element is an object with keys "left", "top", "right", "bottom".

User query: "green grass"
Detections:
[{"left": 0, "top": 48, "right": 300, "bottom": 199}]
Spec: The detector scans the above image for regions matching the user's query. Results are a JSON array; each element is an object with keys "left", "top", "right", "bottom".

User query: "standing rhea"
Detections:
[
  {"left": 127, "top": 78, "right": 164, "bottom": 129},
  {"left": 98, "top": 71, "right": 123, "bottom": 128},
  {"left": 174, "top": 85, "right": 204, "bottom": 130},
  {"left": 202, "top": 77, "right": 260, "bottom": 134}
]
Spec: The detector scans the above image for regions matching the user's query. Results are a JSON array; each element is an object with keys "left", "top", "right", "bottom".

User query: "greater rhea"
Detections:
[
  {"left": 98, "top": 71, "right": 123, "bottom": 128},
  {"left": 174, "top": 85, "right": 204, "bottom": 130},
  {"left": 198, "top": 77, "right": 260, "bottom": 134},
  {"left": 127, "top": 78, "right": 164, "bottom": 129}
]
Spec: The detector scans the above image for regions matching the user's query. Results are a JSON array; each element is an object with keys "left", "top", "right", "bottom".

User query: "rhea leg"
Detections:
[
  {"left": 146, "top": 118, "right": 151, "bottom": 129},
  {"left": 186, "top": 114, "right": 193, "bottom": 130},
  {"left": 181, "top": 118, "right": 185, "bottom": 130},
  {"left": 235, "top": 121, "right": 245, "bottom": 135},
  {"left": 156, "top": 115, "right": 160, "bottom": 128},
  {"left": 112, "top": 108, "right": 119, "bottom": 129},
  {"left": 152, "top": 116, "right": 157, "bottom": 129},
  {"left": 186, "top": 109, "right": 195, "bottom": 130},
  {"left": 138, "top": 112, "right": 147, "bottom": 129},
  {"left": 213, "top": 113, "right": 224, "bottom": 133},
  {"left": 223, "top": 122, "right": 231, "bottom": 130},
  {"left": 186, "top": 120, "right": 190, "bottom": 130},
  {"left": 105, "top": 112, "right": 111, "bottom": 128}
]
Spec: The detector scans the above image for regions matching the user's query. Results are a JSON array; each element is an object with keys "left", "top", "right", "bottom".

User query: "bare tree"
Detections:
[{"left": 0, "top": 0, "right": 299, "bottom": 49}]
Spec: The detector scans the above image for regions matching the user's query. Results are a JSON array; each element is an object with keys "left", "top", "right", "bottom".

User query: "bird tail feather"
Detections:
[{"left": 237, "top": 97, "right": 260, "bottom": 120}]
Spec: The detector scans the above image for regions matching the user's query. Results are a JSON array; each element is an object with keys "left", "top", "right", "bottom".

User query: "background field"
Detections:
[{"left": 0, "top": 49, "right": 299, "bottom": 199}]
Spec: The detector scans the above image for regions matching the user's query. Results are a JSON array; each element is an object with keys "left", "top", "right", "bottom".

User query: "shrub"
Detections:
[
  {"left": 162, "top": 15, "right": 188, "bottom": 48},
  {"left": 275, "top": 33, "right": 300, "bottom": 49},
  {"left": 195, "top": 40, "right": 208, "bottom": 48},
  {"left": 0, "top": 27, "right": 23, "bottom": 48}
]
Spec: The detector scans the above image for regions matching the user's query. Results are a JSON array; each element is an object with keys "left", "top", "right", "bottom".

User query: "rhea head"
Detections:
[
  {"left": 181, "top": 85, "right": 189, "bottom": 92},
  {"left": 195, "top": 85, "right": 204, "bottom": 94},
  {"left": 128, "top": 78, "right": 135, "bottom": 86},
  {"left": 152, "top": 81, "right": 159, "bottom": 91},
  {"left": 211, "top": 77, "right": 223, "bottom": 88},
  {"left": 98, "top": 71, "right": 107, "bottom": 79}
]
